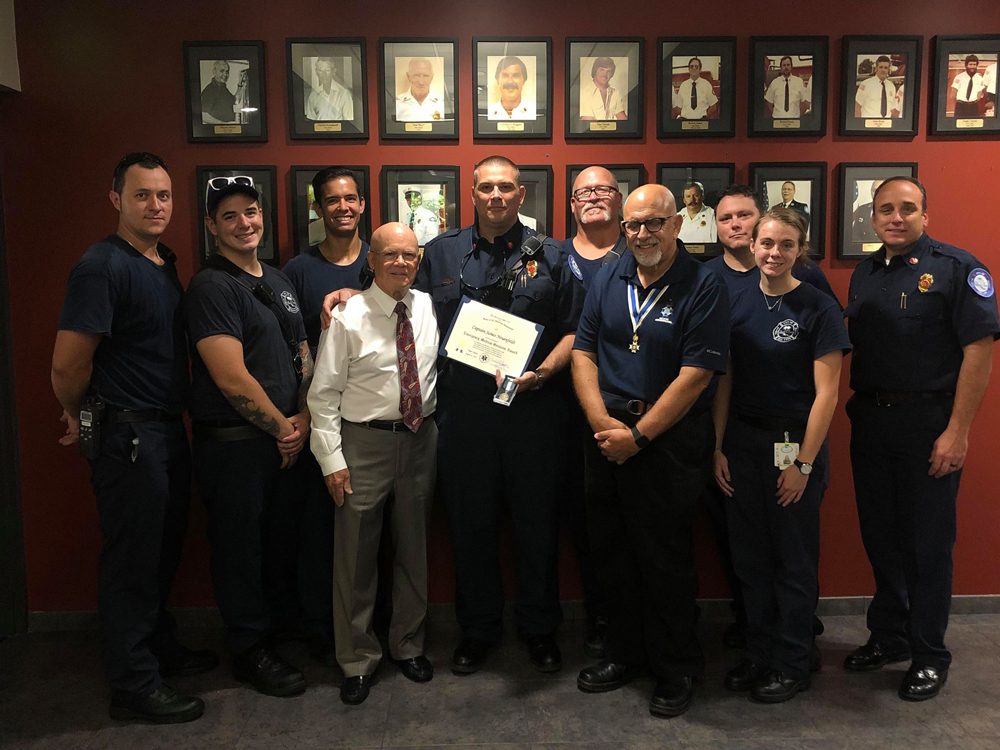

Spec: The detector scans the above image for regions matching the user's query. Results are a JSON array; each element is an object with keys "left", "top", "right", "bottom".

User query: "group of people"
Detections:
[{"left": 52, "top": 152, "right": 997, "bottom": 725}]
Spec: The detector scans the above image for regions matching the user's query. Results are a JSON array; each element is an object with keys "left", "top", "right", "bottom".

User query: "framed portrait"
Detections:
[
  {"left": 837, "top": 162, "right": 917, "bottom": 259},
  {"left": 379, "top": 38, "right": 458, "bottom": 139},
  {"left": 840, "top": 36, "right": 921, "bottom": 136},
  {"left": 286, "top": 38, "right": 368, "bottom": 140},
  {"left": 380, "top": 166, "right": 460, "bottom": 247},
  {"left": 289, "top": 166, "right": 371, "bottom": 254},
  {"left": 565, "top": 38, "right": 644, "bottom": 139},
  {"left": 473, "top": 38, "right": 551, "bottom": 139},
  {"left": 657, "top": 163, "right": 735, "bottom": 259},
  {"left": 748, "top": 36, "right": 828, "bottom": 137},
  {"left": 930, "top": 35, "right": 1000, "bottom": 136},
  {"left": 183, "top": 41, "right": 267, "bottom": 142},
  {"left": 196, "top": 166, "right": 279, "bottom": 266},
  {"left": 565, "top": 163, "right": 645, "bottom": 235},
  {"left": 516, "top": 166, "right": 553, "bottom": 235},
  {"left": 749, "top": 162, "right": 827, "bottom": 259},
  {"left": 657, "top": 37, "right": 736, "bottom": 138}
]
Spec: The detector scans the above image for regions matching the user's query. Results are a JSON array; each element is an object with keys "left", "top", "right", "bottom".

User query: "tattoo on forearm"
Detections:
[
  {"left": 225, "top": 393, "right": 282, "bottom": 437},
  {"left": 297, "top": 347, "right": 314, "bottom": 412}
]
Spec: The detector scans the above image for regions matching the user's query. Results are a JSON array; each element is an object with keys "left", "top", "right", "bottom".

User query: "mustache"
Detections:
[{"left": 501, "top": 82, "right": 521, "bottom": 91}]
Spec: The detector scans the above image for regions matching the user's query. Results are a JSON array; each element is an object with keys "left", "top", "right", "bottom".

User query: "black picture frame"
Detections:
[
  {"left": 379, "top": 38, "right": 458, "bottom": 140},
  {"left": 840, "top": 36, "right": 922, "bottom": 137},
  {"left": 657, "top": 37, "right": 736, "bottom": 139},
  {"left": 749, "top": 162, "right": 827, "bottom": 259},
  {"left": 565, "top": 38, "right": 644, "bottom": 139},
  {"left": 657, "top": 163, "right": 736, "bottom": 259},
  {"left": 289, "top": 166, "right": 371, "bottom": 255},
  {"left": 565, "top": 163, "right": 645, "bottom": 235},
  {"left": 930, "top": 35, "right": 1000, "bottom": 136},
  {"left": 196, "top": 166, "right": 279, "bottom": 266},
  {"left": 184, "top": 41, "right": 267, "bottom": 142},
  {"left": 837, "top": 162, "right": 918, "bottom": 259},
  {"left": 748, "top": 36, "right": 828, "bottom": 137},
  {"left": 516, "top": 166, "right": 553, "bottom": 235},
  {"left": 286, "top": 38, "right": 368, "bottom": 140},
  {"left": 380, "top": 166, "right": 460, "bottom": 247},
  {"left": 473, "top": 38, "right": 551, "bottom": 139}
]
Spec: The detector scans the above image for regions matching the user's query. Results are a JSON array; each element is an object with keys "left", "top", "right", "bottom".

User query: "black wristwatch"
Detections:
[
  {"left": 630, "top": 425, "right": 650, "bottom": 449},
  {"left": 793, "top": 458, "right": 813, "bottom": 475}
]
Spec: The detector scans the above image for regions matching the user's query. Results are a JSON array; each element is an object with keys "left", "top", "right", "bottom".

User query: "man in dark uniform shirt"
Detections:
[
  {"left": 51, "top": 152, "right": 216, "bottom": 723},
  {"left": 201, "top": 60, "right": 236, "bottom": 123},
  {"left": 843, "top": 177, "right": 998, "bottom": 701},
  {"left": 415, "top": 155, "right": 584, "bottom": 675},
  {"left": 573, "top": 184, "right": 730, "bottom": 718},
  {"left": 184, "top": 177, "right": 313, "bottom": 698}
]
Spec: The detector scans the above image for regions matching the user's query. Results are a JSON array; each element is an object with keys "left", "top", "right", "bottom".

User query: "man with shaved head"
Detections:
[
  {"left": 572, "top": 184, "right": 730, "bottom": 717},
  {"left": 309, "top": 223, "right": 439, "bottom": 705}
]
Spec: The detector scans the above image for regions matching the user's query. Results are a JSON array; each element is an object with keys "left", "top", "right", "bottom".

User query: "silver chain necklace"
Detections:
[{"left": 762, "top": 290, "right": 784, "bottom": 312}]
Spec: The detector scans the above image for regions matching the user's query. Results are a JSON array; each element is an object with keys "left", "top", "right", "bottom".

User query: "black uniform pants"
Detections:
[
  {"left": 723, "top": 416, "right": 826, "bottom": 678},
  {"left": 436, "top": 387, "right": 564, "bottom": 643},
  {"left": 585, "top": 409, "right": 712, "bottom": 679},
  {"left": 847, "top": 394, "right": 959, "bottom": 670},
  {"left": 89, "top": 420, "right": 190, "bottom": 697},
  {"left": 699, "top": 482, "right": 746, "bottom": 624}
]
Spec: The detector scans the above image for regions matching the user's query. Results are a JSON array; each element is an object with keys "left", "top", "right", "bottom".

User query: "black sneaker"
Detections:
[
  {"left": 232, "top": 645, "right": 306, "bottom": 697},
  {"left": 109, "top": 684, "right": 204, "bottom": 724}
]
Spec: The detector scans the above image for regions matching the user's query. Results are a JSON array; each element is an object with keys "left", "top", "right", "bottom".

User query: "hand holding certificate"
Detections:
[{"left": 441, "top": 297, "right": 543, "bottom": 379}]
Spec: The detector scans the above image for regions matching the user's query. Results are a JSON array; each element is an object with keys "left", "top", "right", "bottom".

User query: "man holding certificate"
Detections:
[
  {"left": 571, "top": 184, "right": 730, "bottom": 718},
  {"left": 415, "top": 155, "right": 584, "bottom": 676}
]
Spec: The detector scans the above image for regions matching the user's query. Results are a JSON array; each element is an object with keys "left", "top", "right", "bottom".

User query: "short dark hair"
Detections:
[
  {"left": 311, "top": 167, "right": 361, "bottom": 205},
  {"left": 876, "top": 55, "right": 891, "bottom": 66},
  {"left": 780, "top": 55, "right": 793, "bottom": 67},
  {"left": 494, "top": 55, "right": 527, "bottom": 81},
  {"left": 112, "top": 152, "right": 167, "bottom": 194},
  {"left": 718, "top": 184, "right": 765, "bottom": 214},
  {"left": 473, "top": 155, "right": 520, "bottom": 187},
  {"left": 965, "top": 54, "right": 980, "bottom": 65},
  {"left": 591, "top": 57, "right": 616, "bottom": 78},
  {"left": 687, "top": 57, "right": 702, "bottom": 68},
  {"left": 872, "top": 176, "right": 928, "bottom": 211}
]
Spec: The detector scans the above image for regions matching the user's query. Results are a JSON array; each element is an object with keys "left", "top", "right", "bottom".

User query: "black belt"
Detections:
[
  {"left": 734, "top": 412, "right": 807, "bottom": 433},
  {"left": 601, "top": 391, "right": 649, "bottom": 416},
  {"left": 107, "top": 408, "right": 182, "bottom": 424},
  {"left": 345, "top": 418, "right": 430, "bottom": 433},
  {"left": 192, "top": 422, "right": 267, "bottom": 442},
  {"left": 858, "top": 391, "right": 953, "bottom": 408}
]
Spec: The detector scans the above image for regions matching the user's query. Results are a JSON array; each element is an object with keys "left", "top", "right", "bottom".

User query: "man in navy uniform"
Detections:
[
  {"left": 843, "top": 177, "right": 998, "bottom": 701},
  {"left": 415, "top": 155, "right": 584, "bottom": 675},
  {"left": 572, "top": 184, "right": 730, "bottom": 717}
]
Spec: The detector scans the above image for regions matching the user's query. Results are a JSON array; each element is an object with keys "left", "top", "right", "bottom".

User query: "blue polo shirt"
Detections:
[
  {"left": 559, "top": 235, "right": 629, "bottom": 291},
  {"left": 704, "top": 253, "right": 840, "bottom": 307},
  {"left": 574, "top": 243, "right": 730, "bottom": 411},
  {"left": 846, "top": 233, "right": 999, "bottom": 394}
]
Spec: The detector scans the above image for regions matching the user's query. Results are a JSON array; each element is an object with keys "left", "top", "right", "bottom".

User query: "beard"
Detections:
[
  {"left": 633, "top": 247, "right": 663, "bottom": 268},
  {"left": 578, "top": 205, "right": 612, "bottom": 225}
]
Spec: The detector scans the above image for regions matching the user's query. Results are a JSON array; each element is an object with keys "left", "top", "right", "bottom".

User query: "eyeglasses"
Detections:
[
  {"left": 621, "top": 215, "right": 676, "bottom": 235},
  {"left": 572, "top": 185, "right": 620, "bottom": 201},
  {"left": 377, "top": 249, "right": 420, "bottom": 263}
]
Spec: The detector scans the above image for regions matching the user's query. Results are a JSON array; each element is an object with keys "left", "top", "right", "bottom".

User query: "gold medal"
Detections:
[
  {"left": 629, "top": 333, "right": 640, "bottom": 353},
  {"left": 918, "top": 273, "right": 934, "bottom": 293}
]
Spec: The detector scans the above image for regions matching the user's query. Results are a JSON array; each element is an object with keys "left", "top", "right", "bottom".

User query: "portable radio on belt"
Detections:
[{"left": 78, "top": 394, "right": 106, "bottom": 460}]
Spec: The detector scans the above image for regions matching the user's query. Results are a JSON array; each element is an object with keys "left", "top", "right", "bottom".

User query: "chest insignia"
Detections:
[
  {"left": 567, "top": 255, "right": 583, "bottom": 281},
  {"left": 969, "top": 268, "right": 995, "bottom": 298},
  {"left": 655, "top": 303, "right": 674, "bottom": 324},
  {"left": 526, "top": 259, "right": 538, "bottom": 278},
  {"left": 917, "top": 273, "right": 934, "bottom": 293},
  {"left": 280, "top": 290, "right": 300, "bottom": 313},
  {"left": 907, "top": 256, "right": 919, "bottom": 265},
  {"left": 772, "top": 319, "right": 799, "bottom": 343}
]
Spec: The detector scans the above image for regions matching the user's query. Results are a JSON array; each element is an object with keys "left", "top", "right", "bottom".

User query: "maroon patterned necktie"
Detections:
[{"left": 395, "top": 301, "right": 423, "bottom": 432}]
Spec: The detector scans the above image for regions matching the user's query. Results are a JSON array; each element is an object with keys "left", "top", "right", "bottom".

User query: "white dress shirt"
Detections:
[
  {"left": 673, "top": 77, "right": 718, "bottom": 119},
  {"left": 985, "top": 64, "right": 997, "bottom": 96},
  {"left": 764, "top": 74, "right": 809, "bottom": 118},
  {"left": 580, "top": 83, "right": 626, "bottom": 120},
  {"left": 306, "top": 80, "right": 353, "bottom": 121},
  {"left": 488, "top": 98, "right": 537, "bottom": 120},
  {"left": 855, "top": 75, "right": 897, "bottom": 118},
  {"left": 679, "top": 206, "right": 717, "bottom": 243},
  {"left": 308, "top": 283, "right": 439, "bottom": 474},
  {"left": 952, "top": 71, "right": 986, "bottom": 103},
  {"left": 395, "top": 91, "right": 445, "bottom": 121}
]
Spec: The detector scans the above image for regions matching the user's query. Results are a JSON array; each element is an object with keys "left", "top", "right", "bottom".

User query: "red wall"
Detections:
[{"left": 2, "top": 0, "right": 999, "bottom": 612}]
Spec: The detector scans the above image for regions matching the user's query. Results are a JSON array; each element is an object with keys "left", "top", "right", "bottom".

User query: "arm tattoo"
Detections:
[
  {"left": 225, "top": 393, "right": 282, "bottom": 437},
  {"left": 297, "top": 344, "right": 314, "bottom": 413}
]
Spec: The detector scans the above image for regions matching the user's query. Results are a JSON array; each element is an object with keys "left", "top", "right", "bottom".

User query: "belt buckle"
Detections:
[{"left": 626, "top": 399, "right": 645, "bottom": 416}]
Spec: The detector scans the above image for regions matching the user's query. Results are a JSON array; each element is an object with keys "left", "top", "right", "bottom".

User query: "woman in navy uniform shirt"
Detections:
[{"left": 712, "top": 208, "right": 851, "bottom": 703}]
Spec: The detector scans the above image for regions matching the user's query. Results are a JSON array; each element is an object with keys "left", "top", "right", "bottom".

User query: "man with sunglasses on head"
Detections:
[
  {"left": 184, "top": 176, "right": 312, "bottom": 698},
  {"left": 52, "top": 152, "right": 217, "bottom": 724},
  {"left": 415, "top": 155, "right": 585, "bottom": 676},
  {"left": 572, "top": 184, "right": 730, "bottom": 718}
]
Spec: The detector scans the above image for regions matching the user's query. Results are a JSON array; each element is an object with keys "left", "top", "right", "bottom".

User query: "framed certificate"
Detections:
[{"left": 441, "top": 298, "right": 543, "bottom": 378}]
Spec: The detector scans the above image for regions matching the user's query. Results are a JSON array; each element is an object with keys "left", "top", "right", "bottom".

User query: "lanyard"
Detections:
[{"left": 627, "top": 282, "right": 669, "bottom": 353}]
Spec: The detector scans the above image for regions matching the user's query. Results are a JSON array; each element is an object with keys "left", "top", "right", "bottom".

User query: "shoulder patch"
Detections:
[
  {"left": 280, "top": 290, "right": 300, "bottom": 314},
  {"left": 968, "top": 268, "right": 994, "bottom": 298},
  {"left": 567, "top": 254, "right": 584, "bottom": 281}
]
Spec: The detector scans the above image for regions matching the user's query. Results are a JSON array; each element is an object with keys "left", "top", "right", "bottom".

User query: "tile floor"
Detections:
[{"left": 1, "top": 612, "right": 998, "bottom": 749}]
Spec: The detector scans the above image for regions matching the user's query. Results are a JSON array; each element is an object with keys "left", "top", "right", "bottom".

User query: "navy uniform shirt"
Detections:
[
  {"left": 559, "top": 235, "right": 629, "bottom": 291},
  {"left": 415, "top": 221, "right": 584, "bottom": 398},
  {"left": 282, "top": 242, "right": 370, "bottom": 353},
  {"left": 58, "top": 234, "right": 188, "bottom": 413},
  {"left": 705, "top": 253, "right": 840, "bottom": 307},
  {"left": 574, "top": 243, "right": 730, "bottom": 412},
  {"left": 846, "top": 233, "right": 1000, "bottom": 394},
  {"left": 185, "top": 263, "right": 307, "bottom": 422},
  {"left": 729, "top": 282, "right": 851, "bottom": 421}
]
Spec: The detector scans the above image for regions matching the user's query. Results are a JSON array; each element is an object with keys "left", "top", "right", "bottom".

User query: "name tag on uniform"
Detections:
[{"left": 774, "top": 432, "right": 799, "bottom": 470}]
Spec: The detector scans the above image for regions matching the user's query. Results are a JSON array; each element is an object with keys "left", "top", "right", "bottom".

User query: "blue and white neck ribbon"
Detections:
[{"left": 627, "top": 282, "right": 670, "bottom": 352}]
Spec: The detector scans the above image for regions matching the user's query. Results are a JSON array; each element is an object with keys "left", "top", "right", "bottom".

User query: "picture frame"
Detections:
[
  {"left": 565, "top": 38, "right": 644, "bottom": 139},
  {"left": 196, "top": 166, "right": 279, "bottom": 266},
  {"left": 380, "top": 166, "right": 460, "bottom": 247},
  {"left": 930, "top": 35, "right": 1000, "bottom": 136},
  {"left": 286, "top": 38, "right": 368, "bottom": 140},
  {"left": 289, "top": 166, "right": 371, "bottom": 254},
  {"left": 749, "top": 162, "right": 827, "bottom": 259},
  {"left": 473, "top": 38, "right": 551, "bottom": 139},
  {"left": 183, "top": 41, "right": 267, "bottom": 142},
  {"left": 840, "top": 36, "right": 922, "bottom": 137},
  {"left": 657, "top": 163, "right": 736, "bottom": 259},
  {"left": 837, "top": 162, "right": 918, "bottom": 259},
  {"left": 379, "top": 38, "right": 458, "bottom": 139},
  {"left": 748, "top": 36, "right": 828, "bottom": 137},
  {"left": 516, "top": 166, "right": 553, "bottom": 235},
  {"left": 657, "top": 37, "right": 737, "bottom": 138},
  {"left": 566, "top": 163, "right": 645, "bottom": 235}
]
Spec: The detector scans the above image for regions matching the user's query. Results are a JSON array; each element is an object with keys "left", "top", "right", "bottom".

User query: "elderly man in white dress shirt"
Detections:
[{"left": 396, "top": 57, "right": 445, "bottom": 121}]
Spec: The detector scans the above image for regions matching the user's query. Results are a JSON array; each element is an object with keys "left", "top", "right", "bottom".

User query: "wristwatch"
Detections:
[
  {"left": 533, "top": 367, "right": 549, "bottom": 389},
  {"left": 793, "top": 458, "right": 813, "bottom": 475},
  {"left": 630, "top": 425, "right": 650, "bottom": 449}
]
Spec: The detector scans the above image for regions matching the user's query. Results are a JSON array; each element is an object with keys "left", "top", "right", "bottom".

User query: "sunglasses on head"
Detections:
[{"left": 205, "top": 175, "right": 255, "bottom": 212}]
